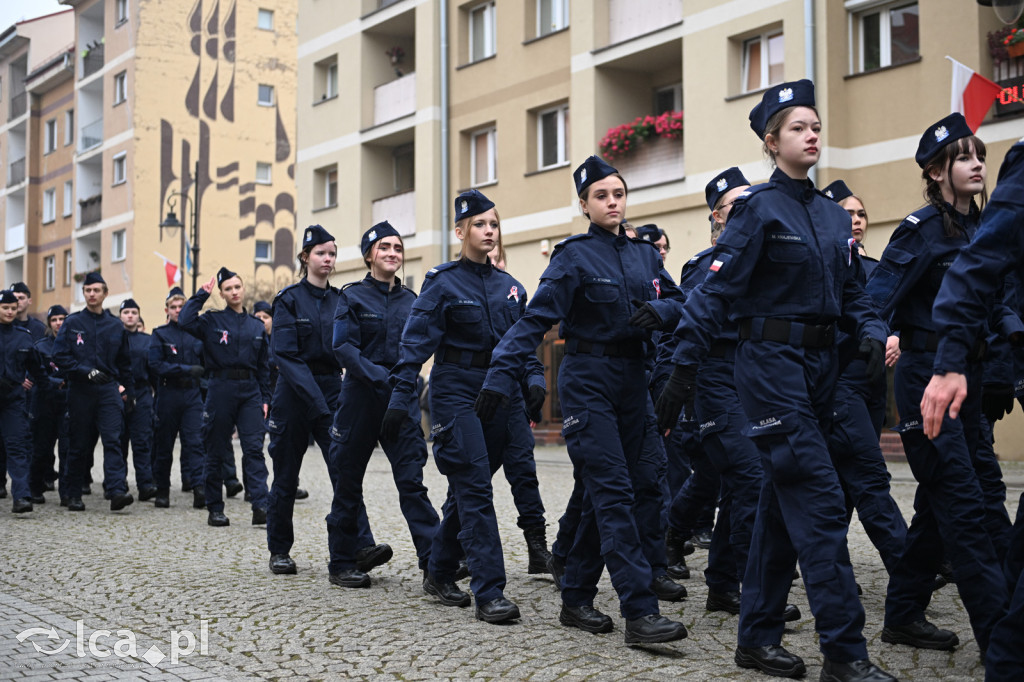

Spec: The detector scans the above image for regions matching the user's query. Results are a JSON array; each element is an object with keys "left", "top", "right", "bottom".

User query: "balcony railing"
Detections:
[
  {"left": 6, "top": 223, "right": 26, "bottom": 252},
  {"left": 608, "top": 0, "right": 682, "bottom": 45},
  {"left": 7, "top": 157, "right": 25, "bottom": 187},
  {"left": 80, "top": 118, "right": 103, "bottom": 152},
  {"left": 612, "top": 137, "right": 683, "bottom": 189},
  {"left": 9, "top": 92, "right": 27, "bottom": 119},
  {"left": 81, "top": 44, "right": 105, "bottom": 79},
  {"left": 371, "top": 190, "right": 415, "bottom": 236},
  {"left": 373, "top": 72, "right": 416, "bottom": 126},
  {"left": 80, "top": 194, "right": 102, "bottom": 227}
]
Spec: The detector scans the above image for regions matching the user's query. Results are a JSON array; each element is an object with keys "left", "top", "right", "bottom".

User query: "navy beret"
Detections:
[
  {"left": 119, "top": 298, "right": 140, "bottom": 312},
  {"left": 749, "top": 79, "right": 816, "bottom": 139},
  {"left": 574, "top": 155, "right": 619, "bottom": 196},
  {"left": 47, "top": 304, "right": 69, "bottom": 319},
  {"left": 915, "top": 113, "right": 972, "bottom": 169},
  {"left": 635, "top": 224, "right": 663, "bottom": 243},
  {"left": 822, "top": 180, "right": 853, "bottom": 203},
  {"left": 83, "top": 271, "right": 105, "bottom": 286},
  {"left": 361, "top": 220, "right": 402, "bottom": 256},
  {"left": 165, "top": 286, "right": 186, "bottom": 301},
  {"left": 253, "top": 300, "right": 273, "bottom": 315},
  {"left": 10, "top": 281, "right": 30, "bottom": 295},
  {"left": 705, "top": 167, "right": 750, "bottom": 211},
  {"left": 216, "top": 267, "right": 238, "bottom": 287},
  {"left": 0, "top": 289, "right": 16, "bottom": 305},
  {"left": 454, "top": 189, "right": 495, "bottom": 223},
  {"left": 302, "top": 224, "right": 335, "bottom": 249}
]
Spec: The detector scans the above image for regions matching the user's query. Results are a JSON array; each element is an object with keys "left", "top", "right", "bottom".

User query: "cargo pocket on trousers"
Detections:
[
  {"left": 431, "top": 418, "right": 467, "bottom": 476},
  {"left": 742, "top": 411, "right": 804, "bottom": 482}
]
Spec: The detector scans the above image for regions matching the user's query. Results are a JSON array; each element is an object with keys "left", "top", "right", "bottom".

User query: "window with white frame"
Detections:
[
  {"left": 742, "top": 30, "right": 784, "bottom": 93},
  {"left": 537, "top": 104, "right": 569, "bottom": 169},
  {"left": 65, "top": 109, "right": 74, "bottom": 146},
  {"left": 470, "top": 127, "right": 497, "bottom": 186},
  {"left": 314, "top": 164, "right": 338, "bottom": 208},
  {"left": 43, "top": 188, "right": 57, "bottom": 223},
  {"left": 849, "top": 1, "right": 919, "bottom": 73},
  {"left": 63, "top": 181, "right": 73, "bottom": 217},
  {"left": 469, "top": 3, "right": 496, "bottom": 63},
  {"left": 116, "top": 0, "right": 128, "bottom": 24},
  {"left": 64, "top": 249, "right": 73, "bottom": 286},
  {"left": 315, "top": 56, "right": 338, "bottom": 101},
  {"left": 113, "top": 152, "right": 127, "bottom": 185},
  {"left": 114, "top": 71, "right": 128, "bottom": 104},
  {"left": 112, "top": 229, "right": 126, "bottom": 262},
  {"left": 538, "top": 0, "right": 569, "bottom": 37},
  {"left": 258, "top": 8, "right": 274, "bottom": 30},
  {"left": 258, "top": 83, "right": 275, "bottom": 106},
  {"left": 654, "top": 84, "right": 682, "bottom": 115},
  {"left": 44, "top": 256, "right": 56, "bottom": 291},
  {"left": 255, "top": 240, "right": 273, "bottom": 263},
  {"left": 45, "top": 119, "right": 57, "bottom": 153},
  {"left": 256, "top": 162, "right": 272, "bottom": 184}
]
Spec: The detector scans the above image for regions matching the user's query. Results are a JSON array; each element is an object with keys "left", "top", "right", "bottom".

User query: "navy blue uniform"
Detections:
[
  {"left": 53, "top": 309, "right": 135, "bottom": 500},
  {"left": 484, "top": 223, "right": 681, "bottom": 619},
  {"left": 326, "top": 275, "right": 439, "bottom": 573},
  {"left": 180, "top": 290, "right": 271, "bottom": 514},
  {"left": 14, "top": 316, "right": 46, "bottom": 340},
  {"left": 29, "top": 334, "right": 69, "bottom": 496},
  {"left": 121, "top": 330, "right": 155, "bottom": 492},
  {"left": 149, "top": 320, "right": 205, "bottom": 494},
  {"left": 0, "top": 322, "right": 43, "bottom": 501},
  {"left": 670, "top": 169, "right": 887, "bottom": 662},
  {"left": 389, "top": 258, "right": 542, "bottom": 605}
]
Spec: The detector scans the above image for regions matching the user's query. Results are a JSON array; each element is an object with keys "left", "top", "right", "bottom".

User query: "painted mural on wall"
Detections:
[{"left": 159, "top": 0, "right": 296, "bottom": 295}]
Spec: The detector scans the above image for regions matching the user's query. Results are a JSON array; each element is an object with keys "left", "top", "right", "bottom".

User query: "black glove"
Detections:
[
  {"left": 474, "top": 389, "right": 507, "bottom": 423},
  {"left": 188, "top": 365, "right": 205, "bottom": 378},
  {"left": 525, "top": 385, "right": 546, "bottom": 423},
  {"left": 87, "top": 369, "right": 112, "bottom": 385},
  {"left": 380, "top": 408, "right": 407, "bottom": 442},
  {"left": 981, "top": 383, "right": 1015, "bottom": 424},
  {"left": 654, "top": 364, "right": 698, "bottom": 432},
  {"left": 628, "top": 299, "right": 664, "bottom": 331},
  {"left": 858, "top": 337, "right": 886, "bottom": 383}
]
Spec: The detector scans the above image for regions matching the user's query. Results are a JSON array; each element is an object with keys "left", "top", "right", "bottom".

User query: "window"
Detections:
[
  {"left": 851, "top": 1, "right": 919, "bottom": 73},
  {"left": 258, "top": 8, "right": 274, "bottom": 30},
  {"left": 393, "top": 144, "right": 414, "bottom": 192},
  {"left": 112, "top": 229, "right": 126, "bottom": 262},
  {"left": 537, "top": 0, "right": 569, "bottom": 37},
  {"left": 315, "top": 56, "right": 338, "bottom": 101},
  {"left": 43, "top": 188, "right": 57, "bottom": 223},
  {"left": 64, "top": 249, "right": 72, "bottom": 286},
  {"left": 113, "top": 152, "right": 127, "bottom": 185},
  {"left": 114, "top": 71, "right": 128, "bottom": 104},
  {"left": 469, "top": 3, "right": 496, "bottom": 62},
  {"left": 314, "top": 164, "right": 338, "bottom": 208},
  {"left": 256, "top": 162, "right": 272, "bottom": 184},
  {"left": 537, "top": 105, "right": 569, "bottom": 169},
  {"left": 470, "top": 127, "right": 497, "bottom": 186},
  {"left": 44, "top": 256, "right": 56, "bottom": 291},
  {"left": 116, "top": 0, "right": 128, "bottom": 24},
  {"left": 654, "top": 84, "right": 682, "bottom": 115},
  {"left": 255, "top": 240, "right": 273, "bottom": 263},
  {"left": 324, "top": 167, "right": 338, "bottom": 207},
  {"left": 45, "top": 119, "right": 57, "bottom": 153},
  {"left": 63, "top": 181, "right": 73, "bottom": 217},
  {"left": 742, "top": 31, "right": 784, "bottom": 93},
  {"left": 258, "top": 84, "right": 275, "bottom": 106},
  {"left": 65, "top": 110, "right": 74, "bottom": 146}
]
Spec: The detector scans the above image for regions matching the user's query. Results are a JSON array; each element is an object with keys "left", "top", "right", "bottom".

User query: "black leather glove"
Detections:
[
  {"left": 628, "top": 299, "right": 664, "bottom": 331},
  {"left": 654, "top": 364, "right": 698, "bottom": 432},
  {"left": 858, "top": 337, "right": 886, "bottom": 383},
  {"left": 380, "top": 408, "right": 407, "bottom": 442},
  {"left": 525, "top": 385, "right": 546, "bottom": 423},
  {"left": 474, "top": 389, "right": 507, "bottom": 423},
  {"left": 87, "top": 369, "right": 112, "bottom": 385},
  {"left": 981, "top": 383, "right": 1015, "bottom": 425},
  {"left": 188, "top": 365, "right": 205, "bottom": 378}
]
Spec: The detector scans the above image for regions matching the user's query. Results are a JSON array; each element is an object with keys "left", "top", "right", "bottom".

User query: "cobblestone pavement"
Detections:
[{"left": 2, "top": 442, "right": 1020, "bottom": 681}]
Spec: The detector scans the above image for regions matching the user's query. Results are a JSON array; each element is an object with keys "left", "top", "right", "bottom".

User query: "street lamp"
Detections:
[{"left": 159, "top": 161, "right": 201, "bottom": 295}]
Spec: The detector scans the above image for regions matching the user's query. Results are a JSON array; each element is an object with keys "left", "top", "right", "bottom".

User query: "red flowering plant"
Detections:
[
  {"left": 600, "top": 110, "right": 683, "bottom": 161},
  {"left": 989, "top": 20, "right": 1024, "bottom": 66}
]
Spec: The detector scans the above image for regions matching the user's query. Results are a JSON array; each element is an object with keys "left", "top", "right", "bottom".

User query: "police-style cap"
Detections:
[
  {"left": 302, "top": 224, "right": 335, "bottom": 249},
  {"left": 635, "top": 225, "right": 663, "bottom": 242},
  {"left": 0, "top": 289, "right": 16, "bottom": 305},
  {"left": 361, "top": 220, "right": 401, "bottom": 255},
  {"left": 453, "top": 189, "right": 495, "bottom": 223},
  {"left": 705, "top": 167, "right": 749, "bottom": 210},
  {"left": 915, "top": 113, "right": 972, "bottom": 169},
  {"left": 83, "top": 271, "right": 105, "bottom": 286},
  {"left": 574, "top": 155, "right": 618, "bottom": 196},
  {"left": 166, "top": 286, "right": 185, "bottom": 301},
  {"left": 253, "top": 300, "right": 273, "bottom": 315},
  {"left": 119, "top": 298, "right": 140, "bottom": 312},
  {"left": 10, "top": 282, "right": 30, "bottom": 296},
  {"left": 822, "top": 180, "right": 853, "bottom": 203},
  {"left": 47, "top": 304, "right": 68, "bottom": 319},
  {"left": 216, "top": 267, "right": 238, "bottom": 287},
  {"left": 749, "top": 79, "right": 816, "bottom": 139}
]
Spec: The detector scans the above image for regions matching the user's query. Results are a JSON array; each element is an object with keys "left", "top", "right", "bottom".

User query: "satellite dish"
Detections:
[{"left": 979, "top": 0, "right": 1024, "bottom": 24}]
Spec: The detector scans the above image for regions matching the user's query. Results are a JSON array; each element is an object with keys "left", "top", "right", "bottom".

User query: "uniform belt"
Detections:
[
  {"left": 898, "top": 327, "right": 987, "bottom": 361},
  {"left": 159, "top": 376, "right": 200, "bottom": 389},
  {"left": 438, "top": 347, "right": 492, "bottom": 368},
  {"left": 707, "top": 341, "right": 737, "bottom": 360},
  {"left": 564, "top": 338, "right": 644, "bottom": 358},
  {"left": 210, "top": 368, "right": 253, "bottom": 380},
  {"left": 307, "top": 360, "right": 340, "bottom": 376},
  {"left": 738, "top": 318, "right": 835, "bottom": 349}
]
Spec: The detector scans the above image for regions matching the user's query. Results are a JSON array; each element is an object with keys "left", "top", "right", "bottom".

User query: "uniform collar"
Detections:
[
  {"left": 770, "top": 167, "right": 817, "bottom": 204},
  {"left": 588, "top": 222, "right": 627, "bottom": 242},
  {"left": 460, "top": 256, "right": 493, "bottom": 276},
  {"left": 363, "top": 273, "right": 402, "bottom": 293},
  {"left": 301, "top": 277, "right": 329, "bottom": 299}
]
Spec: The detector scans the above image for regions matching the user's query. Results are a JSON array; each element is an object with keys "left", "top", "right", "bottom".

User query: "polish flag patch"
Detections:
[{"left": 710, "top": 259, "right": 724, "bottom": 272}]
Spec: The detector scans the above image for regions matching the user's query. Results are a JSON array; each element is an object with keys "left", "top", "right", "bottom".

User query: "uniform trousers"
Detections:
[
  {"left": 121, "top": 388, "right": 155, "bottom": 490},
  {"left": 985, "top": 493, "right": 1024, "bottom": 681},
  {"left": 152, "top": 385, "right": 205, "bottom": 492},
  {"left": 201, "top": 378, "right": 268, "bottom": 513},
  {"left": 65, "top": 381, "right": 128, "bottom": 499},
  {"left": 0, "top": 389, "right": 32, "bottom": 500},
  {"left": 30, "top": 388, "right": 68, "bottom": 495}
]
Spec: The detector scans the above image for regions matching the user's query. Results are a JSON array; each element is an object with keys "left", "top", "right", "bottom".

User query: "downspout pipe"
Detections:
[
  {"left": 439, "top": 0, "right": 450, "bottom": 263},
  {"left": 805, "top": 0, "right": 817, "bottom": 186}
]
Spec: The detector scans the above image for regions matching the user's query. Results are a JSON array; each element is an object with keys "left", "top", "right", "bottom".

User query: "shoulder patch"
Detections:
[
  {"left": 900, "top": 205, "right": 939, "bottom": 229},
  {"left": 424, "top": 261, "right": 460, "bottom": 279},
  {"left": 341, "top": 281, "right": 360, "bottom": 291}
]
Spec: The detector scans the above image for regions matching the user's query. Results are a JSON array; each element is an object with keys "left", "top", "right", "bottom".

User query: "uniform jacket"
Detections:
[
  {"left": 53, "top": 308, "right": 134, "bottom": 399},
  {"left": 333, "top": 274, "right": 413, "bottom": 390}
]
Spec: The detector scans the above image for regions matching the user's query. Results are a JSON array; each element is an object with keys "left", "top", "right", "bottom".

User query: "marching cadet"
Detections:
[
  {"left": 118, "top": 299, "right": 158, "bottom": 502},
  {"left": 10, "top": 282, "right": 46, "bottom": 339},
  {"left": 150, "top": 287, "right": 206, "bottom": 509},
  {"left": 53, "top": 272, "right": 136, "bottom": 513},
  {"left": 29, "top": 305, "right": 69, "bottom": 503},
  {"left": 480, "top": 158, "right": 688, "bottom": 644},
  {"left": 655, "top": 81, "right": 892, "bottom": 681},
  {"left": 180, "top": 267, "right": 271, "bottom": 527}
]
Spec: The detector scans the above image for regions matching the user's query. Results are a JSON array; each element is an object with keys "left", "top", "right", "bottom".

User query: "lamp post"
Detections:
[{"left": 159, "top": 161, "right": 201, "bottom": 295}]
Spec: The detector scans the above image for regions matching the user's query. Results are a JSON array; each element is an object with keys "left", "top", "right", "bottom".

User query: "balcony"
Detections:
[
  {"left": 612, "top": 137, "right": 683, "bottom": 189},
  {"left": 373, "top": 72, "right": 416, "bottom": 126},
  {"left": 371, "top": 190, "right": 415, "bottom": 236},
  {"left": 80, "top": 194, "right": 102, "bottom": 227},
  {"left": 608, "top": 0, "right": 682, "bottom": 46},
  {"left": 82, "top": 44, "right": 105, "bottom": 79},
  {"left": 9, "top": 92, "right": 27, "bottom": 120},
  {"left": 6, "top": 224, "right": 25, "bottom": 252},
  {"left": 80, "top": 118, "right": 103, "bottom": 152},
  {"left": 7, "top": 157, "right": 25, "bottom": 187}
]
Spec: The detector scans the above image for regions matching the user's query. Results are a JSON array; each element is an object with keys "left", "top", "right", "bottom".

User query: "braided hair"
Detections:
[{"left": 921, "top": 135, "right": 987, "bottom": 239}]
